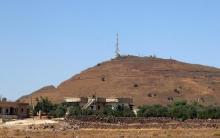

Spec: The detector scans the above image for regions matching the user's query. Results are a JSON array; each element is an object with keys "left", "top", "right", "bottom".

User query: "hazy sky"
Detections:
[{"left": 0, "top": 0, "right": 220, "bottom": 100}]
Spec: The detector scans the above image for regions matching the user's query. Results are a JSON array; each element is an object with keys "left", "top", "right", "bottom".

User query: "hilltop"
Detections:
[{"left": 18, "top": 55, "right": 220, "bottom": 106}]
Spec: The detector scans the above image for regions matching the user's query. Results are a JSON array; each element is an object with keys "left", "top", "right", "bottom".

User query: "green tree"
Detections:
[
  {"left": 68, "top": 106, "right": 81, "bottom": 116},
  {"left": 81, "top": 108, "right": 94, "bottom": 116},
  {"left": 137, "top": 105, "right": 168, "bottom": 117},
  {"left": 34, "top": 97, "right": 54, "bottom": 115},
  {"left": 54, "top": 105, "right": 66, "bottom": 117},
  {"left": 110, "top": 105, "right": 135, "bottom": 117},
  {"left": 168, "top": 101, "right": 190, "bottom": 120}
]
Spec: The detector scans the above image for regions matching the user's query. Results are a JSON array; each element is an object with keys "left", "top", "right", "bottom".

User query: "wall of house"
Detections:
[
  {"left": 106, "top": 103, "right": 132, "bottom": 110},
  {"left": 0, "top": 102, "right": 29, "bottom": 119},
  {"left": 64, "top": 97, "right": 134, "bottom": 111},
  {"left": 17, "top": 104, "right": 29, "bottom": 118},
  {"left": 90, "top": 103, "right": 105, "bottom": 111}
]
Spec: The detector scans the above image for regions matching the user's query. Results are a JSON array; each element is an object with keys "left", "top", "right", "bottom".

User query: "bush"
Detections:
[
  {"left": 81, "top": 109, "right": 94, "bottom": 116},
  {"left": 33, "top": 97, "right": 135, "bottom": 118},
  {"left": 78, "top": 105, "right": 135, "bottom": 117},
  {"left": 112, "top": 105, "right": 135, "bottom": 117},
  {"left": 168, "top": 101, "right": 190, "bottom": 120},
  {"left": 34, "top": 97, "right": 54, "bottom": 115},
  {"left": 197, "top": 106, "right": 220, "bottom": 119},
  {"left": 138, "top": 101, "right": 220, "bottom": 120},
  {"left": 138, "top": 104, "right": 168, "bottom": 117},
  {"left": 33, "top": 97, "right": 220, "bottom": 120},
  {"left": 68, "top": 106, "right": 81, "bottom": 116},
  {"left": 54, "top": 105, "right": 66, "bottom": 117}
]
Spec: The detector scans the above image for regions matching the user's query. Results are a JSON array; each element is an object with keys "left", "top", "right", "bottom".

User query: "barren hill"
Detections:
[{"left": 18, "top": 56, "right": 220, "bottom": 106}]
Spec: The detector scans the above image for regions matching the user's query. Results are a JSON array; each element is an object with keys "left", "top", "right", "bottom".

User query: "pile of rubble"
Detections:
[
  {"left": 66, "top": 117, "right": 220, "bottom": 129},
  {"left": 22, "top": 117, "right": 220, "bottom": 130},
  {"left": 68, "top": 116, "right": 174, "bottom": 124},
  {"left": 27, "top": 122, "right": 80, "bottom": 131}
]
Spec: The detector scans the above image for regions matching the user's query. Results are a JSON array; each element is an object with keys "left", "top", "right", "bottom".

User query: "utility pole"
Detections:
[{"left": 115, "top": 33, "right": 120, "bottom": 57}]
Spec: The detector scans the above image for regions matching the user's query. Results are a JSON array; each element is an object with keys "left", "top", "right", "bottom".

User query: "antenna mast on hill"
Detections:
[{"left": 115, "top": 33, "right": 120, "bottom": 57}]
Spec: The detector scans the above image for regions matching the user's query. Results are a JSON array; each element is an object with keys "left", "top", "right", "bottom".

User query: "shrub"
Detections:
[
  {"left": 81, "top": 109, "right": 94, "bottom": 116},
  {"left": 120, "top": 107, "right": 135, "bottom": 117},
  {"left": 134, "top": 84, "right": 138, "bottom": 88},
  {"left": 33, "top": 97, "right": 135, "bottom": 118},
  {"left": 147, "top": 93, "right": 152, "bottom": 97},
  {"left": 34, "top": 97, "right": 54, "bottom": 115},
  {"left": 137, "top": 104, "right": 168, "bottom": 117},
  {"left": 68, "top": 106, "right": 81, "bottom": 116},
  {"left": 197, "top": 106, "right": 220, "bottom": 119},
  {"left": 95, "top": 105, "right": 135, "bottom": 117},
  {"left": 138, "top": 101, "right": 220, "bottom": 120},
  {"left": 101, "top": 107, "right": 115, "bottom": 116},
  {"left": 111, "top": 105, "right": 135, "bottom": 117},
  {"left": 168, "top": 101, "right": 190, "bottom": 120},
  {"left": 54, "top": 105, "right": 66, "bottom": 117},
  {"left": 101, "top": 77, "right": 105, "bottom": 81}
]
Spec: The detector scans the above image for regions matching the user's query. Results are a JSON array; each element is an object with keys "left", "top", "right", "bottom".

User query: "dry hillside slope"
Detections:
[{"left": 18, "top": 56, "right": 220, "bottom": 106}]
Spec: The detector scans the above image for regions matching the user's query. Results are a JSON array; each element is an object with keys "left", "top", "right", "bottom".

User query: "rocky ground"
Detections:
[
  {"left": 1, "top": 128, "right": 220, "bottom": 138},
  {"left": 1, "top": 118, "right": 220, "bottom": 138},
  {"left": 66, "top": 117, "right": 220, "bottom": 129}
]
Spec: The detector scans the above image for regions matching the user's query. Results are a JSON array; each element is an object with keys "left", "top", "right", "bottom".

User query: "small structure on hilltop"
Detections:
[
  {"left": 64, "top": 96, "right": 134, "bottom": 111},
  {"left": 115, "top": 33, "right": 120, "bottom": 57},
  {"left": 0, "top": 98, "right": 29, "bottom": 119}
]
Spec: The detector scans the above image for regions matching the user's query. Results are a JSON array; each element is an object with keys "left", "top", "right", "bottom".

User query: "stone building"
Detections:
[
  {"left": 64, "top": 96, "right": 134, "bottom": 111},
  {"left": 0, "top": 101, "right": 29, "bottom": 119}
]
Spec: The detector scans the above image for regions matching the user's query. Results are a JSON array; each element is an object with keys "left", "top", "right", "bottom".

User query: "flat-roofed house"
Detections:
[
  {"left": 0, "top": 101, "right": 29, "bottom": 119},
  {"left": 105, "top": 98, "right": 133, "bottom": 110},
  {"left": 64, "top": 96, "right": 133, "bottom": 111}
]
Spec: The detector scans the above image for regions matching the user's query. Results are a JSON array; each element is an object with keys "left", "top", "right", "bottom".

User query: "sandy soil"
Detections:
[
  {"left": 0, "top": 118, "right": 59, "bottom": 129},
  {"left": 0, "top": 119, "right": 220, "bottom": 138},
  {"left": 0, "top": 128, "right": 220, "bottom": 138}
]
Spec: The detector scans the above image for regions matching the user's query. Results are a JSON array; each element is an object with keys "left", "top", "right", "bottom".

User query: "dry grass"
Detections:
[
  {"left": 0, "top": 128, "right": 220, "bottom": 138},
  {"left": 213, "top": 131, "right": 220, "bottom": 137}
]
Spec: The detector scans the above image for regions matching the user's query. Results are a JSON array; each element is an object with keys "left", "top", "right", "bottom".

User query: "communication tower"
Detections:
[{"left": 115, "top": 33, "right": 120, "bottom": 57}]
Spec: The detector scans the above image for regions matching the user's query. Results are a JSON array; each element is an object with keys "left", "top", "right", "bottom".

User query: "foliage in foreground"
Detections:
[
  {"left": 34, "top": 97, "right": 54, "bottom": 115},
  {"left": 33, "top": 97, "right": 220, "bottom": 120},
  {"left": 33, "top": 97, "right": 134, "bottom": 118},
  {"left": 138, "top": 101, "right": 220, "bottom": 120}
]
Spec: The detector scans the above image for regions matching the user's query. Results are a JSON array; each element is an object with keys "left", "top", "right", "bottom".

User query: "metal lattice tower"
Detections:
[{"left": 115, "top": 33, "right": 120, "bottom": 57}]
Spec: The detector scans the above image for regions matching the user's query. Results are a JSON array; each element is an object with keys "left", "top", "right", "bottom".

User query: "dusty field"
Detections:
[
  {"left": 0, "top": 128, "right": 220, "bottom": 138},
  {"left": 1, "top": 118, "right": 58, "bottom": 128},
  {"left": 1, "top": 118, "right": 220, "bottom": 138}
]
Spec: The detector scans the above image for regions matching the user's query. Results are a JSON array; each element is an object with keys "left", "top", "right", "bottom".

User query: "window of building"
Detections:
[
  {"left": 6, "top": 109, "right": 9, "bottom": 114},
  {"left": 10, "top": 107, "right": 14, "bottom": 115},
  {"left": 90, "top": 106, "right": 94, "bottom": 110}
]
